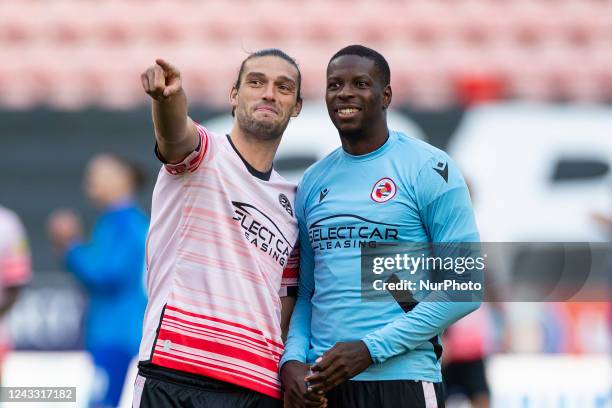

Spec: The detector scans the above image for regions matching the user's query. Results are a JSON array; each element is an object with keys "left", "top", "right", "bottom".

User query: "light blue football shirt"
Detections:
[{"left": 281, "top": 130, "right": 481, "bottom": 383}]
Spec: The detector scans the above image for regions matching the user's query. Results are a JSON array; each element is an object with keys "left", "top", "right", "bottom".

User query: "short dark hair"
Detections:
[
  {"left": 328, "top": 45, "right": 390, "bottom": 87},
  {"left": 232, "top": 48, "right": 302, "bottom": 116}
]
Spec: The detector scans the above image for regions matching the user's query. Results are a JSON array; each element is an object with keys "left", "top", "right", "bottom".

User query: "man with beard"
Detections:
[
  {"left": 133, "top": 50, "right": 320, "bottom": 408},
  {"left": 281, "top": 45, "right": 481, "bottom": 408}
]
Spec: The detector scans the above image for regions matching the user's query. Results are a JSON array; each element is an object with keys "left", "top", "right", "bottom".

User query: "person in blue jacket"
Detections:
[
  {"left": 281, "top": 45, "right": 482, "bottom": 408},
  {"left": 48, "top": 153, "right": 149, "bottom": 408}
]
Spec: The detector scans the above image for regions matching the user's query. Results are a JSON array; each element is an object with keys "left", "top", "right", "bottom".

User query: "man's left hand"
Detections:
[{"left": 305, "top": 341, "right": 373, "bottom": 394}]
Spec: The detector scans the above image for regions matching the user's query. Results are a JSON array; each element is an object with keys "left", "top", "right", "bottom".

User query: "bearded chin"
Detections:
[{"left": 236, "top": 109, "right": 288, "bottom": 141}]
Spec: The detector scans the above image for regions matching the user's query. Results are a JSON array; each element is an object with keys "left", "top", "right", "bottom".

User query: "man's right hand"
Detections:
[
  {"left": 141, "top": 58, "right": 197, "bottom": 164},
  {"left": 47, "top": 209, "right": 83, "bottom": 252},
  {"left": 141, "top": 59, "right": 183, "bottom": 101},
  {"left": 281, "top": 361, "right": 327, "bottom": 408}
]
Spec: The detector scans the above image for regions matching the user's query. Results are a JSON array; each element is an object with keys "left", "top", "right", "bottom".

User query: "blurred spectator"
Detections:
[
  {"left": 441, "top": 179, "right": 499, "bottom": 408},
  {"left": 591, "top": 212, "right": 612, "bottom": 234},
  {"left": 443, "top": 306, "right": 494, "bottom": 408},
  {"left": 590, "top": 210, "right": 612, "bottom": 354},
  {"left": 0, "top": 206, "right": 32, "bottom": 383},
  {"left": 47, "top": 154, "right": 149, "bottom": 408}
]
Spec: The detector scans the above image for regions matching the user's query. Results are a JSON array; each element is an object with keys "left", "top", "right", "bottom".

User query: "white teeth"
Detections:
[{"left": 339, "top": 108, "right": 358, "bottom": 114}]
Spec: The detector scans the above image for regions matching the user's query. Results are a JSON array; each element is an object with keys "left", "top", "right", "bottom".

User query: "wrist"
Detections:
[
  {"left": 358, "top": 340, "right": 374, "bottom": 364},
  {"left": 281, "top": 359, "right": 306, "bottom": 373},
  {"left": 360, "top": 336, "right": 381, "bottom": 364}
]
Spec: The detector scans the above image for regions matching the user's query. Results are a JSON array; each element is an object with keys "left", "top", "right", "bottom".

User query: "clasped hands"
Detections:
[{"left": 281, "top": 341, "right": 372, "bottom": 408}]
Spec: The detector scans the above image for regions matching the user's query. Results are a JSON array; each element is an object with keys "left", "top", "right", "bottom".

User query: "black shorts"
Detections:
[
  {"left": 133, "top": 363, "right": 281, "bottom": 408},
  {"left": 443, "top": 358, "right": 490, "bottom": 399},
  {"left": 326, "top": 379, "right": 445, "bottom": 408}
]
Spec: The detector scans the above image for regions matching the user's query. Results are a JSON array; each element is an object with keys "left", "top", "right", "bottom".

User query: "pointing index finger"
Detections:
[{"left": 155, "top": 58, "right": 177, "bottom": 74}]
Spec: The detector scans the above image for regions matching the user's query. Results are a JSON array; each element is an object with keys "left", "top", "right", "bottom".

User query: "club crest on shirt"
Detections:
[{"left": 370, "top": 178, "right": 397, "bottom": 203}]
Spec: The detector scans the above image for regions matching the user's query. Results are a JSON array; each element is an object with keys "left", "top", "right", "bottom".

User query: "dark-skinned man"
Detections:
[{"left": 280, "top": 45, "right": 481, "bottom": 408}]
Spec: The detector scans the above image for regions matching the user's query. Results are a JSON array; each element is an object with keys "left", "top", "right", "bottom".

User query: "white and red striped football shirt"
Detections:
[
  {"left": 0, "top": 207, "right": 31, "bottom": 288},
  {"left": 0, "top": 206, "right": 31, "bottom": 353},
  {"left": 139, "top": 124, "right": 299, "bottom": 399}
]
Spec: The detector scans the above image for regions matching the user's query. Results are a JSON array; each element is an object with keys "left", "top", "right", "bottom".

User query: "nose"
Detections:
[
  {"left": 337, "top": 84, "right": 354, "bottom": 100},
  {"left": 262, "top": 82, "right": 276, "bottom": 101}
]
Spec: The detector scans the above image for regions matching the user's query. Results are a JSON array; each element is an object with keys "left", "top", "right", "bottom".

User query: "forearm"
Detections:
[
  {"left": 280, "top": 296, "right": 312, "bottom": 368},
  {"left": 281, "top": 295, "right": 296, "bottom": 343},
  {"left": 65, "top": 242, "right": 137, "bottom": 289},
  {"left": 152, "top": 89, "right": 198, "bottom": 163},
  {"left": 362, "top": 300, "right": 480, "bottom": 363},
  {"left": 65, "top": 243, "right": 105, "bottom": 288}
]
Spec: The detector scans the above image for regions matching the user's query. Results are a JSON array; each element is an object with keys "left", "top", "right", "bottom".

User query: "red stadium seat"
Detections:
[
  {"left": 0, "top": 1, "right": 35, "bottom": 42},
  {"left": 0, "top": 0, "right": 608, "bottom": 109}
]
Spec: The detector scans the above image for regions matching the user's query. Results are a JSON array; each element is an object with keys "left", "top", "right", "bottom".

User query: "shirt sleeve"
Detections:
[
  {"left": 0, "top": 212, "right": 32, "bottom": 287},
  {"left": 155, "top": 123, "right": 209, "bottom": 175},
  {"left": 361, "top": 155, "right": 481, "bottom": 364},
  {"left": 279, "top": 184, "right": 314, "bottom": 369},
  {"left": 415, "top": 156, "right": 480, "bottom": 243},
  {"left": 65, "top": 213, "right": 147, "bottom": 291}
]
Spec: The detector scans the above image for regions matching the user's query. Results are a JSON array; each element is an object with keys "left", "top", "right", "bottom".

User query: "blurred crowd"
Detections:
[{"left": 2, "top": 0, "right": 612, "bottom": 109}]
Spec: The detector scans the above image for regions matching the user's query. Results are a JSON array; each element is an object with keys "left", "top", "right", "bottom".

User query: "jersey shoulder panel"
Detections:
[
  {"left": 298, "top": 147, "right": 343, "bottom": 199},
  {"left": 392, "top": 130, "right": 452, "bottom": 169}
]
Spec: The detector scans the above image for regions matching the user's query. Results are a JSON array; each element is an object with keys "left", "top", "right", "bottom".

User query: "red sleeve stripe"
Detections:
[{"left": 163, "top": 124, "right": 209, "bottom": 175}]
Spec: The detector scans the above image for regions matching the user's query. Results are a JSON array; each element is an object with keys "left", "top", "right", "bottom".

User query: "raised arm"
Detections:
[{"left": 141, "top": 58, "right": 199, "bottom": 164}]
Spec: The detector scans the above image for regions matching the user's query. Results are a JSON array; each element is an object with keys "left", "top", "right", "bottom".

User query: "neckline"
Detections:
[
  {"left": 341, "top": 131, "right": 395, "bottom": 162},
  {"left": 226, "top": 135, "right": 272, "bottom": 181}
]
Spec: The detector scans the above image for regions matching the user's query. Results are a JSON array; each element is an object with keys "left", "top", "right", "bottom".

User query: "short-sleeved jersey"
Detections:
[{"left": 139, "top": 125, "right": 298, "bottom": 399}]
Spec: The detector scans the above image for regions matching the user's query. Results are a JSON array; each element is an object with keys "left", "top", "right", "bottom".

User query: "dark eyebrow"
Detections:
[
  {"left": 275, "top": 75, "right": 297, "bottom": 85},
  {"left": 245, "top": 72, "right": 296, "bottom": 86},
  {"left": 244, "top": 72, "right": 266, "bottom": 79}
]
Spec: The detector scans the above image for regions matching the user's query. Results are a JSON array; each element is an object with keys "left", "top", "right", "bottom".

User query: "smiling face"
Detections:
[
  {"left": 326, "top": 55, "right": 391, "bottom": 137},
  {"left": 230, "top": 55, "right": 302, "bottom": 141}
]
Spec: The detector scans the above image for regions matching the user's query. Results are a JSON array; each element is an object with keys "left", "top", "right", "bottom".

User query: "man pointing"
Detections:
[{"left": 133, "top": 50, "right": 322, "bottom": 408}]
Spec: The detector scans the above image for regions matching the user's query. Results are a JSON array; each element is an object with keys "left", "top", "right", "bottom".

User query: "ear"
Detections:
[
  {"left": 229, "top": 86, "right": 238, "bottom": 109},
  {"left": 382, "top": 84, "right": 392, "bottom": 110},
  {"left": 291, "top": 98, "right": 303, "bottom": 118}
]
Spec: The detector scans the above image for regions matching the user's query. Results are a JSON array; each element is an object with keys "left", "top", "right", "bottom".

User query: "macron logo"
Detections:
[
  {"left": 433, "top": 162, "right": 448, "bottom": 182},
  {"left": 319, "top": 188, "right": 329, "bottom": 203}
]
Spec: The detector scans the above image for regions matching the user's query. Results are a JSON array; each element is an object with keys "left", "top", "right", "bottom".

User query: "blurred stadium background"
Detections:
[{"left": 0, "top": 0, "right": 610, "bottom": 407}]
